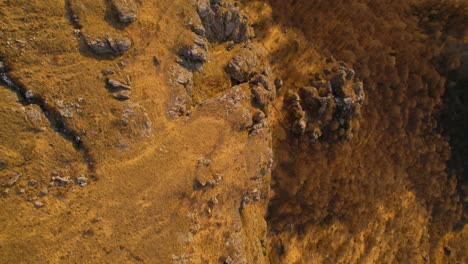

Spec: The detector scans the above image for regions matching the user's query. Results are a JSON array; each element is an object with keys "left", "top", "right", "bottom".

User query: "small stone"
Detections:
[
  {"left": 345, "top": 68, "right": 355, "bottom": 80},
  {"left": 444, "top": 246, "right": 451, "bottom": 256},
  {"left": 197, "top": 157, "right": 211, "bottom": 167},
  {"left": 292, "top": 118, "right": 306, "bottom": 135},
  {"left": 28, "top": 179, "right": 38, "bottom": 186},
  {"left": 39, "top": 189, "right": 48, "bottom": 196},
  {"left": 153, "top": 56, "right": 160, "bottom": 66},
  {"left": 0, "top": 61, "right": 6, "bottom": 72},
  {"left": 2, "top": 188, "right": 9, "bottom": 196},
  {"left": 106, "top": 78, "right": 131, "bottom": 91},
  {"left": 90, "top": 217, "right": 104, "bottom": 223},
  {"left": 33, "top": 201, "right": 44, "bottom": 209},
  {"left": 252, "top": 110, "right": 266, "bottom": 123},
  {"left": 191, "top": 22, "right": 206, "bottom": 37},
  {"left": 2, "top": 172, "right": 21, "bottom": 187},
  {"left": 83, "top": 228, "right": 94, "bottom": 237},
  {"left": 76, "top": 176, "right": 88, "bottom": 187},
  {"left": 16, "top": 39, "right": 26, "bottom": 48},
  {"left": 252, "top": 189, "right": 260, "bottom": 201},
  {"left": 52, "top": 176, "right": 71, "bottom": 186},
  {"left": 226, "top": 41, "right": 235, "bottom": 51},
  {"left": 117, "top": 61, "right": 127, "bottom": 68},
  {"left": 26, "top": 107, "right": 43, "bottom": 124},
  {"left": 274, "top": 77, "right": 283, "bottom": 91},
  {"left": 223, "top": 256, "right": 234, "bottom": 264},
  {"left": 208, "top": 195, "right": 218, "bottom": 208},
  {"left": 18, "top": 188, "right": 26, "bottom": 195},
  {"left": 102, "top": 69, "right": 115, "bottom": 76},
  {"left": 113, "top": 90, "right": 131, "bottom": 100}
]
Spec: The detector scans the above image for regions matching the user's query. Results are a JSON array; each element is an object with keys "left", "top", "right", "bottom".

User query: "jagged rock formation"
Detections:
[
  {"left": 197, "top": 0, "right": 254, "bottom": 43},
  {"left": 285, "top": 60, "right": 365, "bottom": 143}
]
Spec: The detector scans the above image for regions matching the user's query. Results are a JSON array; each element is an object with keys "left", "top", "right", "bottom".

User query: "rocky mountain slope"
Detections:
[{"left": 0, "top": 0, "right": 466, "bottom": 263}]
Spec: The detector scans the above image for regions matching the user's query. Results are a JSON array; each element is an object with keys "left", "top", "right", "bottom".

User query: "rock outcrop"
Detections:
[
  {"left": 177, "top": 35, "right": 209, "bottom": 71},
  {"left": 197, "top": 0, "right": 254, "bottom": 43},
  {"left": 225, "top": 46, "right": 260, "bottom": 83},
  {"left": 285, "top": 60, "right": 365, "bottom": 143}
]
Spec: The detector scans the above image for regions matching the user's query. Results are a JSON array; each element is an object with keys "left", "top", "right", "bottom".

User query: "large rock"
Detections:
[
  {"left": 225, "top": 48, "right": 259, "bottom": 83},
  {"left": 86, "top": 35, "right": 132, "bottom": 56},
  {"left": 197, "top": 0, "right": 254, "bottom": 43}
]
